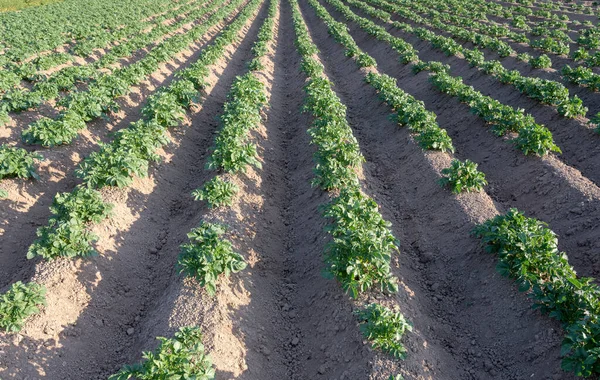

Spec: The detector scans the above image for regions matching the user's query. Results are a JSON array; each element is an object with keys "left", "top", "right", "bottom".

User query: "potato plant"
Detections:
[
  {"left": 178, "top": 221, "right": 246, "bottom": 296},
  {"left": 27, "top": 186, "right": 112, "bottom": 260},
  {"left": 109, "top": 327, "right": 215, "bottom": 380},
  {"left": 206, "top": 73, "right": 266, "bottom": 173},
  {"left": 439, "top": 159, "right": 487, "bottom": 194},
  {"left": 530, "top": 54, "right": 552, "bottom": 69},
  {"left": 0, "top": 145, "right": 43, "bottom": 180},
  {"left": 0, "top": 281, "right": 46, "bottom": 332},
  {"left": 355, "top": 303, "right": 412, "bottom": 358},
  {"left": 192, "top": 176, "right": 239, "bottom": 208},
  {"left": 292, "top": 0, "right": 399, "bottom": 298},
  {"left": 303, "top": 77, "right": 363, "bottom": 191},
  {"left": 322, "top": 188, "right": 399, "bottom": 297}
]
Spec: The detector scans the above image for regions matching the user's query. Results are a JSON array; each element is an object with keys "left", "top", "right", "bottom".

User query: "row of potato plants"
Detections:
[
  {"left": 355, "top": 0, "right": 588, "bottom": 119},
  {"left": 403, "top": 0, "right": 600, "bottom": 69},
  {"left": 16, "top": 0, "right": 231, "bottom": 148},
  {"left": 0, "top": 0, "right": 264, "bottom": 359},
  {"left": 307, "top": 0, "right": 487, "bottom": 190},
  {"left": 111, "top": 2, "right": 277, "bottom": 376},
  {"left": 27, "top": 0, "right": 260, "bottom": 261},
  {"left": 0, "top": 0, "right": 185, "bottom": 99},
  {"left": 399, "top": 0, "right": 600, "bottom": 63},
  {"left": 322, "top": 0, "right": 562, "bottom": 156},
  {"left": 182, "top": 0, "right": 277, "bottom": 296},
  {"left": 409, "top": 0, "right": 590, "bottom": 38},
  {"left": 474, "top": 209, "right": 600, "bottom": 377},
  {"left": 0, "top": 0, "right": 202, "bottom": 92},
  {"left": 291, "top": 0, "right": 411, "bottom": 363},
  {"left": 390, "top": 0, "right": 592, "bottom": 65},
  {"left": 385, "top": 0, "right": 523, "bottom": 56},
  {"left": 384, "top": 0, "right": 546, "bottom": 48}
]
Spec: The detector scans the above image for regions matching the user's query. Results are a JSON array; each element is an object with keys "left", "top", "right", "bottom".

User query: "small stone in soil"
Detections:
[{"left": 318, "top": 364, "right": 327, "bottom": 374}]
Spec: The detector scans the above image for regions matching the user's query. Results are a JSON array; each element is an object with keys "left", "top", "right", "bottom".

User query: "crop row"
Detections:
[
  {"left": 390, "top": 0, "right": 600, "bottom": 71},
  {"left": 474, "top": 209, "right": 600, "bottom": 377},
  {"left": 307, "top": 0, "right": 456, "bottom": 154},
  {"left": 0, "top": 0, "right": 240, "bottom": 197},
  {"left": 185, "top": 0, "right": 277, "bottom": 293},
  {"left": 307, "top": 0, "right": 600, "bottom": 376},
  {"left": 22, "top": 0, "right": 259, "bottom": 284},
  {"left": 308, "top": 0, "right": 488, "bottom": 194},
  {"left": 373, "top": 0, "right": 600, "bottom": 102},
  {"left": 308, "top": 0, "right": 488, "bottom": 188},
  {"left": 0, "top": 0, "right": 177, "bottom": 62},
  {"left": 291, "top": 0, "right": 411, "bottom": 364}
]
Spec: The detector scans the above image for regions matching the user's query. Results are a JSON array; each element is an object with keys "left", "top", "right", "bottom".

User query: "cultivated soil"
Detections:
[{"left": 1, "top": 0, "right": 600, "bottom": 379}]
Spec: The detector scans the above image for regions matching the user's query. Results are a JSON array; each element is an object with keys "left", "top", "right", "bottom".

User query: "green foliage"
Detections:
[
  {"left": 473, "top": 209, "right": 600, "bottom": 376},
  {"left": 206, "top": 73, "right": 266, "bottom": 173},
  {"left": 557, "top": 96, "right": 588, "bottom": 119},
  {"left": 415, "top": 127, "right": 454, "bottom": 153},
  {"left": 561, "top": 65, "right": 600, "bottom": 92},
  {"left": 27, "top": 187, "right": 112, "bottom": 260},
  {"left": 516, "top": 52, "right": 532, "bottom": 62},
  {"left": 178, "top": 222, "right": 246, "bottom": 296},
  {"left": 355, "top": 303, "right": 412, "bottom": 358},
  {"left": 530, "top": 54, "right": 552, "bottom": 69},
  {"left": 76, "top": 120, "right": 169, "bottom": 188},
  {"left": 439, "top": 159, "right": 487, "bottom": 194},
  {"left": 0, "top": 144, "right": 43, "bottom": 180},
  {"left": 365, "top": 72, "right": 439, "bottom": 133},
  {"left": 0, "top": 110, "right": 11, "bottom": 127},
  {"left": 143, "top": 91, "right": 186, "bottom": 128},
  {"left": 0, "top": 281, "right": 46, "bottom": 332},
  {"left": 192, "top": 176, "right": 238, "bottom": 209},
  {"left": 322, "top": 188, "right": 399, "bottom": 297},
  {"left": 303, "top": 77, "right": 363, "bottom": 190},
  {"left": 22, "top": 113, "right": 85, "bottom": 147},
  {"left": 109, "top": 327, "right": 215, "bottom": 380},
  {"left": 531, "top": 37, "right": 569, "bottom": 55},
  {"left": 514, "top": 124, "right": 562, "bottom": 156},
  {"left": 428, "top": 69, "right": 559, "bottom": 156},
  {"left": 571, "top": 48, "right": 590, "bottom": 61}
]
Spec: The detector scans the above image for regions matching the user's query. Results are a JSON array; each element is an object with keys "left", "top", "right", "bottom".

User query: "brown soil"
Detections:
[{"left": 1, "top": 0, "right": 600, "bottom": 379}]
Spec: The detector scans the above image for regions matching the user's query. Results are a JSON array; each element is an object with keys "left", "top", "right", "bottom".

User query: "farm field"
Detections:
[{"left": 3, "top": 0, "right": 600, "bottom": 378}]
